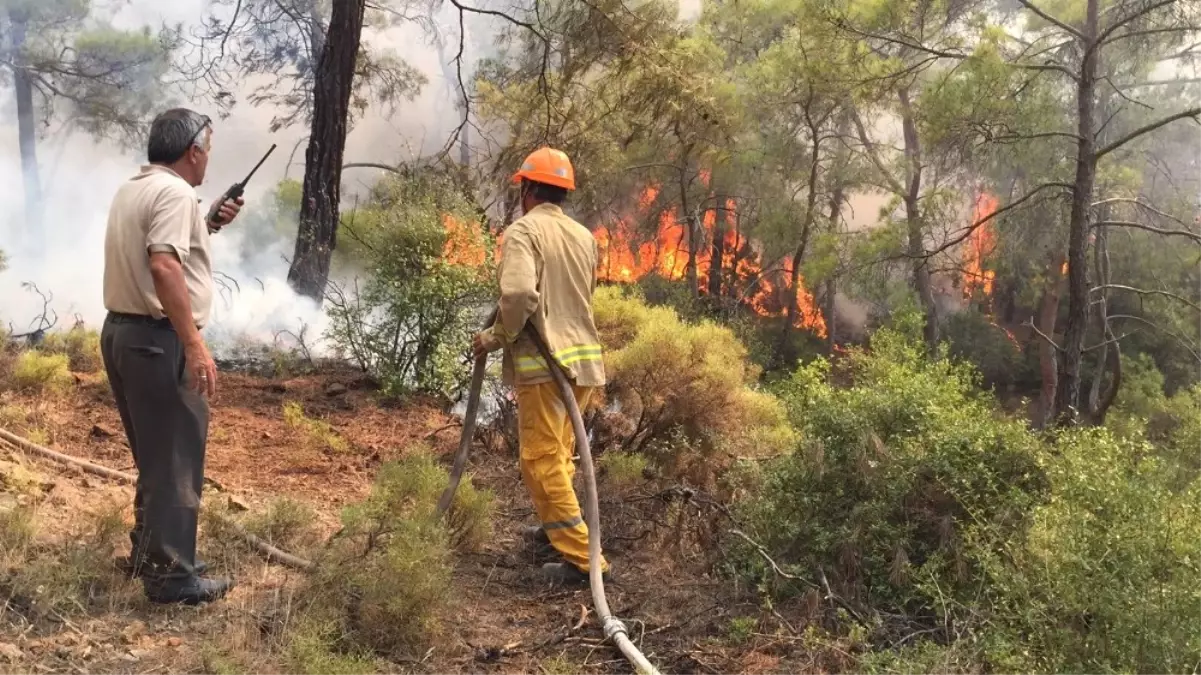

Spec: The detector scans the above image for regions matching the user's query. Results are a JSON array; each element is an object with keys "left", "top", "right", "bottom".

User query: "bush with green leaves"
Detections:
[
  {"left": 41, "top": 327, "right": 102, "bottom": 373},
  {"left": 731, "top": 326, "right": 1047, "bottom": 613},
  {"left": 962, "top": 428, "right": 1200, "bottom": 673},
  {"left": 591, "top": 286, "right": 796, "bottom": 485},
  {"left": 7, "top": 351, "right": 73, "bottom": 394},
  {"left": 324, "top": 172, "right": 495, "bottom": 398},
  {"left": 299, "top": 449, "right": 492, "bottom": 657},
  {"left": 942, "top": 309, "right": 1037, "bottom": 394}
]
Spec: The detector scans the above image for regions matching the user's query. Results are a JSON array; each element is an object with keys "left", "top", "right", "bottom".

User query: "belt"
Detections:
[{"left": 106, "top": 311, "right": 174, "bottom": 329}]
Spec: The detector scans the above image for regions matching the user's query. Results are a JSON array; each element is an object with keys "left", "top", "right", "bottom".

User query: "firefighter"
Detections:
[{"left": 472, "top": 147, "right": 609, "bottom": 585}]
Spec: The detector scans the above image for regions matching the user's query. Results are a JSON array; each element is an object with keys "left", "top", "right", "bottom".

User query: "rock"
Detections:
[
  {"left": 89, "top": 424, "right": 115, "bottom": 439},
  {"left": 167, "top": 637, "right": 182, "bottom": 648},
  {"left": 0, "top": 642, "right": 23, "bottom": 661},
  {"left": 228, "top": 495, "right": 250, "bottom": 512},
  {"left": 260, "top": 431, "right": 273, "bottom": 440},
  {"left": 324, "top": 382, "right": 348, "bottom": 397}
]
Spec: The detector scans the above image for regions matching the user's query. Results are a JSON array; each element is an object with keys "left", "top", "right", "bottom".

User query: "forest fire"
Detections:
[
  {"left": 959, "top": 191, "right": 1020, "bottom": 350},
  {"left": 963, "top": 192, "right": 998, "bottom": 302},
  {"left": 593, "top": 185, "right": 827, "bottom": 337},
  {"left": 439, "top": 187, "right": 827, "bottom": 338},
  {"left": 441, "top": 214, "right": 495, "bottom": 267}
]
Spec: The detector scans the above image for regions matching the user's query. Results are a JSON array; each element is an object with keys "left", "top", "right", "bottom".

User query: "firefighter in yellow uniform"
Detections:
[{"left": 472, "top": 147, "right": 609, "bottom": 585}]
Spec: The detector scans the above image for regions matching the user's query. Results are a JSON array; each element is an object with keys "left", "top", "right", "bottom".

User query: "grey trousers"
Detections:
[{"left": 100, "top": 313, "right": 208, "bottom": 580}]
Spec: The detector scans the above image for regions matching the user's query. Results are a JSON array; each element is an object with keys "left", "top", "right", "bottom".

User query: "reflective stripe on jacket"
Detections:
[{"left": 486, "top": 203, "right": 606, "bottom": 387}]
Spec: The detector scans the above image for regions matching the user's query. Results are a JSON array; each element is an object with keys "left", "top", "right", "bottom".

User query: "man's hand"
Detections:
[
  {"left": 207, "top": 196, "right": 245, "bottom": 231},
  {"left": 184, "top": 339, "right": 217, "bottom": 397},
  {"left": 472, "top": 331, "right": 501, "bottom": 360}
]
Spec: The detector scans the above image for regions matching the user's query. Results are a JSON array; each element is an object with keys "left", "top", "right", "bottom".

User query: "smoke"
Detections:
[{"left": 0, "top": 0, "right": 501, "bottom": 353}]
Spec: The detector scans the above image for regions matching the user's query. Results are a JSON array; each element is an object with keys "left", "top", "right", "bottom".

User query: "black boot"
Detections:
[
  {"left": 541, "top": 562, "right": 611, "bottom": 586},
  {"left": 143, "top": 574, "right": 233, "bottom": 605},
  {"left": 117, "top": 555, "right": 208, "bottom": 579},
  {"left": 521, "top": 524, "right": 551, "bottom": 548}
]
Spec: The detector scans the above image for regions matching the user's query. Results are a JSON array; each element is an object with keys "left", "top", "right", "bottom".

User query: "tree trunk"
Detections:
[
  {"left": 287, "top": 0, "right": 367, "bottom": 302},
  {"left": 1033, "top": 252, "right": 1067, "bottom": 429},
  {"left": 675, "top": 164, "right": 700, "bottom": 297},
  {"left": 787, "top": 136, "right": 823, "bottom": 330},
  {"left": 898, "top": 86, "right": 938, "bottom": 347},
  {"left": 824, "top": 183, "right": 845, "bottom": 348},
  {"left": 708, "top": 191, "right": 727, "bottom": 299},
  {"left": 10, "top": 9, "right": 42, "bottom": 245},
  {"left": 1054, "top": 0, "right": 1100, "bottom": 425}
]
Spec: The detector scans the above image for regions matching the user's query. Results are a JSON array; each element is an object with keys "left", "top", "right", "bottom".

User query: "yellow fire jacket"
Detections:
[{"left": 479, "top": 203, "right": 606, "bottom": 387}]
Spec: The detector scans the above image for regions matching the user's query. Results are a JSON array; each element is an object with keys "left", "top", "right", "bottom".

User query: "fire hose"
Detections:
[{"left": 436, "top": 313, "right": 661, "bottom": 675}]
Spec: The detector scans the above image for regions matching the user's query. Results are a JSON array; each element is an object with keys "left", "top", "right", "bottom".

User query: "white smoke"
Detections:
[{"left": 0, "top": 0, "right": 500, "bottom": 353}]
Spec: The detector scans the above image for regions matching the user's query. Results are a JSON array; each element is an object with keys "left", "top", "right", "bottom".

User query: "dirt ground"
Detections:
[{"left": 0, "top": 362, "right": 843, "bottom": 674}]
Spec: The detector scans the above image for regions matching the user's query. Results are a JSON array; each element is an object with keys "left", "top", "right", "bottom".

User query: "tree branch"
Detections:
[
  {"left": 1093, "top": 220, "right": 1201, "bottom": 243},
  {"left": 1109, "top": 314, "right": 1201, "bottom": 362},
  {"left": 1092, "top": 284, "right": 1201, "bottom": 312},
  {"left": 1016, "top": 0, "right": 1086, "bottom": 40},
  {"left": 1096, "top": 0, "right": 1180, "bottom": 45},
  {"left": 1094, "top": 107, "right": 1201, "bottom": 159}
]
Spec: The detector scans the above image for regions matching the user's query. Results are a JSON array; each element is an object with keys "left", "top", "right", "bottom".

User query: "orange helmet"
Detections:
[{"left": 511, "top": 147, "right": 576, "bottom": 191}]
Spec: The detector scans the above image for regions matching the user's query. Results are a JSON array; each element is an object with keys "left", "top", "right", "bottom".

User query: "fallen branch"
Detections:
[
  {"left": 0, "top": 427, "right": 314, "bottom": 571},
  {"left": 728, "top": 529, "right": 817, "bottom": 588}
]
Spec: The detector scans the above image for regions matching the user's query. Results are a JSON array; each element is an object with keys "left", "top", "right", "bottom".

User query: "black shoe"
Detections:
[
  {"left": 118, "top": 556, "right": 209, "bottom": 578},
  {"left": 521, "top": 525, "right": 551, "bottom": 548},
  {"left": 143, "top": 575, "right": 233, "bottom": 605},
  {"left": 541, "top": 562, "right": 611, "bottom": 586}
]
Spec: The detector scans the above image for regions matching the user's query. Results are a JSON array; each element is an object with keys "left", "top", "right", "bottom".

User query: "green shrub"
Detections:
[
  {"left": 8, "top": 351, "right": 72, "bottom": 394},
  {"left": 970, "top": 428, "right": 1200, "bottom": 672},
  {"left": 732, "top": 327, "right": 1047, "bottom": 613},
  {"left": 285, "top": 617, "right": 378, "bottom": 675},
  {"left": 243, "top": 497, "right": 322, "bottom": 552},
  {"left": 301, "top": 449, "right": 492, "bottom": 657},
  {"left": 324, "top": 173, "right": 495, "bottom": 397},
  {"left": 283, "top": 401, "right": 349, "bottom": 454},
  {"left": 41, "top": 328, "right": 102, "bottom": 373},
  {"left": 942, "top": 310, "right": 1037, "bottom": 393},
  {"left": 600, "top": 450, "right": 648, "bottom": 485},
  {"left": 594, "top": 290, "right": 796, "bottom": 485}
]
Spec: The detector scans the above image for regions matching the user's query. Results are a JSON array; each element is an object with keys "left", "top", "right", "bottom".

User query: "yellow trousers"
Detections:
[{"left": 516, "top": 381, "right": 609, "bottom": 573}]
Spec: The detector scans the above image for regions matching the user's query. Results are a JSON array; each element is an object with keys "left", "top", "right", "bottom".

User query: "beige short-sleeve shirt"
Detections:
[{"left": 103, "top": 165, "right": 213, "bottom": 329}]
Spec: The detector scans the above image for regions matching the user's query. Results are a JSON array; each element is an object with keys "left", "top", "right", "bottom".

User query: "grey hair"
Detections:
[{"left": 147, "top": 108, "right": 210, "bottom": 164}]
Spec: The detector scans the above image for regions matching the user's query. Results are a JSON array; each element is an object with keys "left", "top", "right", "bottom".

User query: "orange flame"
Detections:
[
  {"left": 963, "top": 192, "right": 998, "bottom": 302},
  {"left": 441, "top": 214, "right": 494, "bottom": 267},
  {"left": 591, "top": 184, "right": 826, "bottom": 337}
]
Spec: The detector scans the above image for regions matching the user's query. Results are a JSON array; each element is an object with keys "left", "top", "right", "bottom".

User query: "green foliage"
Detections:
[
  {"left": 243, "top": 497, "right": 322, "bottom": 552},
  {"left": 324, "top": 172, "right": 495, "bottom": 398},
  {"left": 283, "top": 401, "right": 349, "bottom": 454},
  {"left": 301, "top": 449, "right": 491, "bottom": 657},
  {"left": 734, "top": 327, "right": 1047, "bottom": 612},
  {"left": 285, "top": 617, "right": 378, "bottom": 675},
  {"left": 942, "top": 310, "right": 1037, "bottom": 393},
  {"left": 4, "top": 1, "right": 174, "bottom": 144},
  {"left": 726, "top": 616, "right": 757, "bottom": 644},
  {"left": 969, "top": 429, "right": 1200, "bottom": 672},
  {"left": 593, "top": 289, "right": 796, "bottom": 484},
  {"left": 40, "top": 327, "right": 102, "bottom": 373},
  {"left": 600, "top": 450, "right": 648, "bottom": 485},
  {"left": 8, "top": 351, "right": 72, "bottom": 394}
]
